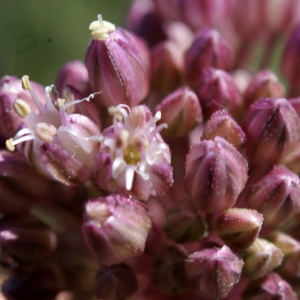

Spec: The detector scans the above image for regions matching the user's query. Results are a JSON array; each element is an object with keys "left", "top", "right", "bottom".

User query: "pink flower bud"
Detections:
[
  {"left": 185, "top": 137, "right": 248, "bottom": 213},
  {"left": 201, "top": 109, "right": 246, "bottom": 150},
  {"left": 281, "top": 24, "right": 300, "bottom": 97},
  {"left": 163, "top": 200, "right": 207, "bottom": 243},
  {"left": 155, "top": 87, "right": 203, "bottom": 137},
  {"left": 151, "top": 245, "right": 188, "bottom": 294},
  {"left": 93, "top": 105, "right": 173, "bottom": 201},
  {"left": 184, "top": 244, "right": 244, "bottom": 299},
  {"left": 244, "top": 69, "right": 285, "bottom": 108},
  {"left": 268, "top": 231, "right": 300, "bottom": 280},
  {"left": 243, "top": 272, "right": 297, "bottom": 300},
  {"left": 214, "top": 208, "right": 263, "bottom": 250},
  {"left": 150, "top": 41, "right": 183, "bottom": 94},
  {"left": 243, "top": 238, "right": 284, "bottom": 280},
  {"left": 243, "top": 98, "right": 300, "bottom": 165},
  {"left": 55, "top": 60, "right": 91, "bottom": 97},
  {"left": 82, "top": 194, "right": 152, "bottom": 265},
  {"left": 0, "top": 215, "right": 57, "bottom": 267},
  {"left": 85, "top": 16, "right": 149, "bottom": 108},
  {"left": 126, "top": 0, "right": 167, "bottom": 47},
  {"left": 245, "top": 165, "right": 300, "bottom": 226},
  {"left": 196, "top": 68, "right": 242, "bottom": 120},
  {"left": 185, "top": 29, "right": 235, "bottom": 88},
  {"left": 96, "top": 264, "right": 138, "bottom": 300},
  {"left": 0, "top": 150, "right": 50, "bottom": 215}
]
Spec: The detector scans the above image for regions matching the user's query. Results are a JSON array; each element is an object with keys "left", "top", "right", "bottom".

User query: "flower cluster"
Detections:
[{"left": 2, "top": 0, "right": 300, "bottom": 299}]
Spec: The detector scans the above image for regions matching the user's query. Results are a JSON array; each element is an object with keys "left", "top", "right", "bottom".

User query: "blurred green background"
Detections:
[{"left": 0, "top": 0, "right": 132, "bottom": 85}]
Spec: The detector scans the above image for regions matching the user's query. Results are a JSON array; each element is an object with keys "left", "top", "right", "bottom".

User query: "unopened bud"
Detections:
[
  {"left": 214, "top": 208, "right": 263, "bottom": 250},
  {"left": 185, "top": 137, "right": 248, "bottom": 213},
  {"left": 243, "top": 238, "right": 284, "bottom": 280},
  {"left": 201, "top": 109, "right": 246, "bottom": 150},
  {"left": 185, "top": 29, "right": 235, "bottom": 88},
  {"left": 245, "top": 164, "right": 300, "bottom": 226},
  {"left": 155, "top": 87, "right": 203, "bottom": 137},
  {"left": 82, "top": 194, "right": 152, "bottom": 265},
  {"left": 96, "top": 264, "right": 138, "bottom": 300},
  {"left": 185, "top": 244, "right": 244, "bottom": 299}
]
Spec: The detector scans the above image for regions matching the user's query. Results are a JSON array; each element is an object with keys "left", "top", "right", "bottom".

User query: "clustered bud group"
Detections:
[{"left": 2, "top": 0, "right": 300, "bottom": 299}]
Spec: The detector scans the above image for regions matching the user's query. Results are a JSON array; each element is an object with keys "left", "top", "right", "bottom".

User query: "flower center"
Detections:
[{"left": 123, "top": 143, "right": 141, "bottom": 165}]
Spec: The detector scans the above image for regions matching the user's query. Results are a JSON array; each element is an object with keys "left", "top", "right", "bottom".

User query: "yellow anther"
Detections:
[
  {"left": 21, "top": 75, "right": 31, "bottom": 91},
  {"left": 5, "top": 138, "right": 15, "bottom": 151},
  {"left": 108, "top": 106, "right": 123, "bottom": 121},
  {"left": 89, "top": 14, "right": 115, "bottom": 41},
  {"left": 13, "top": 99, "right": 31, "bottom": 118},
  {"left": 55, "top": 98, "right": 65, "bottom": 109}
]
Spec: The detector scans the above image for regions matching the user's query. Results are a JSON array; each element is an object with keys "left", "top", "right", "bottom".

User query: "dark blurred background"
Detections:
[{"left": 0, "top": 0, "right": 132, "bottom": 85}]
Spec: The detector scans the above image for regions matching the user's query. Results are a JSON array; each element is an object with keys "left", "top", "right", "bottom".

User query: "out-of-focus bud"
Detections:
[
  {"left": 281, "top": 24, "right": 300, "bottom": 97},
  {"left": 201, "top": 109, "right": 246, "bottom": 150},
  {"left": 231, "top": 69, "right": 252, "bottom": 94},
  {"left": 0, "top": 150, "right": 50, "bottom": 215},
  {"left": 0, "top": 76, "right": 45, "bottom": 139},
  {"left": 243, "top": 98, "right": 300, "bottom": 165},
  {"left": 126, "top": 0, "right": 167, "bottom": 47},
  {"left": 151, "top": 245, "right": 188, "bottom": 294},
  {"left": 196, "top": 68, "right": 242, "bottom": 120},
  {"left": 150, "top": 41, "right": 183, "bottom": 94},
  {"left": 244, "top": 69, "right": 285, "bottom": 108},
  {"left": 214, "top": 208, "right": 263, "bottom": 250},
  {"left": 93, "top": 105, "right": 173, "bottom": 201},
  {"left": 180, "top": 0, "right": 235, "bottom": 30},
  {"left": 268, "top": 231, "right": 300, "bottom": 280},
  {"left": 153, "top": 0, "right": 181, "bottom": 21},
  {"left": 245, "top": 165, "right": 300, "bottom": 226},
  {"left": 82, "top": 194, "right": 152, "bottom": 265},
  {"left": 0, "top": 215, "right": 57, "bottom": 267},
  {"left": 96, "top": 264, "right": 138, "bottom": 300},
  {"left": 184, "top": 244, "right": 244, "bottom": 299},
  {"left": 243, "top": 238, "right": 284, "bottom": 280},
  {"left": 163, "top": 200, "right": 207, "bottom": 243},
  {"left": 55, "top": 60, "right": 91, "bottom": 97},
  {"left": 85, "top": 15, "right": 149, "bottom": 108},
  {"left": 155, "top": 87, "right": 202, "bottom": 137},
  {"left": 185, "top": 137, "right": 248, "bottom": 213},
  {"left": 185, "top": 29, "right": 235, "bottom": 89},
  {"left": 243, "top": 272, "right": 297, "bottom": 300},
  {"left": 2, "top": 264, "right": 63, "bottom": 300}
]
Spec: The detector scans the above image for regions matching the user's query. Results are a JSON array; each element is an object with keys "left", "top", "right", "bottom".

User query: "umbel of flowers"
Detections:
[{"left": 3, "top": 0, "right": 300, "bottom": 298}]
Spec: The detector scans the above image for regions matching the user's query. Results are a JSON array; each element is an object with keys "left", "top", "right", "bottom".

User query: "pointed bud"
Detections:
[
  {"left": 185, "top": 137, "right": 248, "bottom": 213},
  {"left": 196, "top": 68, "right": 242, "bottom": 120},
  {"left": 184, "top": 244, "right": 244, "bottom": 299},
  {"left": 85, "top": 16, "right": 149, "bottom": 108},
  {"left": 155, "top": 87, "right": 203, "bottom": 137},
  {"left": 201, "top": 109, "right": 246, "bottom": 150},
  {"left": 82, "top": 194, "right": 152, "bottom": 265},
  {"left": 0, "top": 150, "right": 50, "bottom": 215},
  {"left": 96, "top": 264, "right": 138, "bottom": 300},
  {"left": 151, "top": 245, "right": 188, "bottom": 294},
  {"left": 243, "top": 238, "right": 284, "bottom": 280},
  {"left": 55, "top": 60, "right": 91, "bottom": 97},
  {"left": 243, "top": 272, "right": 297, "bottom": 300},
  {"left": 0, "top": 215, "right": 57, "bottom": 267},
  {"left": 214, "top": 208, "right": 263, "bottom": 250},
  {"left": 185, "top": 29, "right": 235, "bottom": 88},
  {"left": 244, "top": 69, "right": 285, "bottom": 108},
  {"left": 150, "top": 41, "right": 183, "bottom": 94},
  {"left": 163, "top": 200, "right": 207, "bottom": 243},
  {"left": 243, "top": 98, "right": 300, "bottom": 165},
  {"left": 245, "top": 165, "right": 300, "bottom": 226},
  {"left": 268, "top": 231, "right": 300, "bottom": 280}
]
